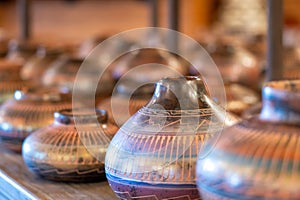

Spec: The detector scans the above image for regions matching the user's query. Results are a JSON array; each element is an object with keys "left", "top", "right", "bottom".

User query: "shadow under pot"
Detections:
[
  {"left": 196, "top": 79, "right": 300, "bottom": 200},
  {"left": 105, "top": 76, "right": 233, "bottom": 200},
  {"left": 0, "top": 87, "right": 72, "bottom": 152},
  {"left": 22, "top": 108, "right": 119, "bottom": 182}
]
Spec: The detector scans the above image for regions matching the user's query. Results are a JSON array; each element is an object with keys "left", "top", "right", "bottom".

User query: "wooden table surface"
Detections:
[{"left": 0, "top": 145, "right": 118, "bottom": 200}]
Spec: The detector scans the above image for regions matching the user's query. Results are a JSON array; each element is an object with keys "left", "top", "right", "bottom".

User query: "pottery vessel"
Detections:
[
  {"left": 105, "top": 76, "right": 228, "bottom": 200},
  {"left": 22, "top": 108, "right": 118, "bottom": 182},
  {"left": 0, "top": 87, "right": 72, "bottom": 152},
  {"left": 197, "top": 80, "right": 300, "bottom": 200}
]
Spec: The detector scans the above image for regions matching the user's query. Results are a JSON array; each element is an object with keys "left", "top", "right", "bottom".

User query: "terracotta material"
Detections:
[
  {"left": 0, "top": 87, "right": 72, "bottom": 152},
  {"left": 22, "top": 108, "right": 118, "bottom": 182},
  {"left": 105, "top": 76, "right": 229, "bottom": 200},
  {"left": 197, "top": 80, "right": 300, "bottom": 200}
]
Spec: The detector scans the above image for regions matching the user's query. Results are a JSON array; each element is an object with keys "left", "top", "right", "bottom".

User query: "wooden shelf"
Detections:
[{"left": 0, "top": 145, "right": 117, "bottom": 200}]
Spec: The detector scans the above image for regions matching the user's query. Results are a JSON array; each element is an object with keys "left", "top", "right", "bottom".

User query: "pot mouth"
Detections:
[
  {"left": 54, "top": 108, "right": 108, "bottom": 125},
  {"left": 146, "top": 75, "right": 211, "bottom": 110}
]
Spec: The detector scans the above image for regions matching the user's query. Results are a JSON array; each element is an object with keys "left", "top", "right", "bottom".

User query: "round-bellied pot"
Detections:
[
  {"left": 0, "top": 87, "right": 72, "bottom": 152},
  {"left": 105, "top": 76, "right": 228, "bottom": 200},
  {"left": 22, "top": 108, "right": 118, "bottom": 182},
  {"left": 196, "top": 79, "right": 300, "bottom": 200}
]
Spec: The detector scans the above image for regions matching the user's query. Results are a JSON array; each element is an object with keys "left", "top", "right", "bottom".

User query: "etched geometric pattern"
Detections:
[
  {"left": 198, "top": 118, "right": 300, "bottom": 200},
  {"left": 106, "top": 129, "right": 215, "bottom": 183},
  {"left": 0, "top": 99, "right": 72, "bottom": 138},
  {"left": 138, "top": 107, "right": 213, "bottom": 117},
  {"left": 23, "top": 124, "right": 117, "bottom": 179}
]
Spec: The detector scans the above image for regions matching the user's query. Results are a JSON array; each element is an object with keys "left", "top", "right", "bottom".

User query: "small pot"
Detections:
[{"left": 22, "top": 108, "right": 118, "bottom": 182}]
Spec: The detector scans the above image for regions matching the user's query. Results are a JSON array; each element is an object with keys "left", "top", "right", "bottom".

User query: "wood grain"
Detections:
[{"left": 0, "top": 145, "right": 118, "bottom": 200}]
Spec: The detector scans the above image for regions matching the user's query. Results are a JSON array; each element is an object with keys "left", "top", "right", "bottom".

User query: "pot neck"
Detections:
[
  {"left": 259, "top": 80, "right": 300, "bottom": 125},
  {"left": 54, "top": 108, "right": 108, "bottom": 125},
  {"left": 146, "top": 76, "right": 210, "bottom": 110}
]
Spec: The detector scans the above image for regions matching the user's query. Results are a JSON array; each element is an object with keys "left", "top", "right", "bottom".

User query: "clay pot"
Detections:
[
  {"left": 22, "top": 108, "right": 118, "bottom": 182},
  {"left": 0, "top": 87, "right": 72, "bottom": 152},
  {"left": 105, "top": 76, "right": 231, "bottom": 200},
  {"left": 196, "top": 79, "right": 300, "bottom": 199}
]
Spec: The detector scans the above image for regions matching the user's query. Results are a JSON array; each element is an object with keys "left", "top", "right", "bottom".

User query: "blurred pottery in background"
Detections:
[
  {"left": 42, "top": 56, "right": 115, "bottom": 102},
  {"left": 22, "top": 108, "right": 118, "bottom": 182},
  {"left": 225, "top": 83, "right": 259, "bottom": 116},
  {"left": 110, "top": 48, "right": 189, "bottom": 80},
  {"left": 76, "top": 35, "right": 107, "bottom": 59},
  {"left": 6, "top": 40, "right": 37, "bottom": 65},
  {"left": 98, "top": 79, "right": 154, "bottom": 126},
  {"left": 21, "top": 46, "right": 64, "bottom": 84},
  {"left": 0, "top": 87, "right": 72, "bottom": 152},
  {"left": 197, "top": 80, "right": 300, "bottom": 200},
  {"left": 0, "top": 59, "right": 33, "bottom": 105},
  {"left": 190, "top": 39, "right": 263, "bottom": 91},
  {"left": 105, "top": 76, "right": 231, "bottom": 200}
]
